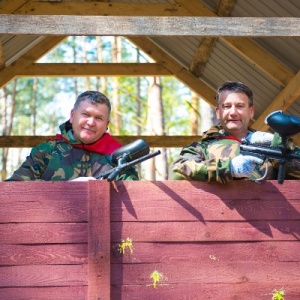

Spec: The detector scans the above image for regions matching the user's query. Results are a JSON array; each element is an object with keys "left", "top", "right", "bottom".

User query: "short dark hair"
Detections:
[
  {"left": 73, "top": 91, "right": 111, "bottom": 113},
  {"left": 215, "top": 81, "right": 254, "bottom": 107}
]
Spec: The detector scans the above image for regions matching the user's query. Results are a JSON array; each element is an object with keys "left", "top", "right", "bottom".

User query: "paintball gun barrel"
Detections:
[
  {"left": 240, "top": 110, "right": 300, "bottom": 184},
  {"left": 95, "top": 139, "right": 160, "bottom": 181}
]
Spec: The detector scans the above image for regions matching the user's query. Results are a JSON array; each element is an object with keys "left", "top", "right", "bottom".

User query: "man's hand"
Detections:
[
  {"left": 248, "top": 131, "right": 274, "bottom": 145},
  {"left": 71, "top": 177, "right": 96, "bottom": 182},
  {"left": 230, "top": 155, "right": 264, "bottom": 178}
]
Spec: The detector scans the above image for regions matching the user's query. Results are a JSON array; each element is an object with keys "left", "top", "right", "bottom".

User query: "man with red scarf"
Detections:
[{"left": 6, "top": 91, "right": 138, "bottom": 181}]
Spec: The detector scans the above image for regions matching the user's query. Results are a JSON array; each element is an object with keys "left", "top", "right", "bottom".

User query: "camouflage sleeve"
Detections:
[
  {"left": 170, "top": 140, "right": 240, "bottom": 184},
  {"left": 5, "top": 142, "right": 54, "bottom": 181}
]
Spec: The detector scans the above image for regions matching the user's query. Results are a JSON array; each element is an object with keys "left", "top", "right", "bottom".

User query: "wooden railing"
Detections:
[
  {"left": 0, "top": 180, "right": 299, "bottom": 299},
  {"left": 0, "top": 135, "right": 201, "bottom": 148}
]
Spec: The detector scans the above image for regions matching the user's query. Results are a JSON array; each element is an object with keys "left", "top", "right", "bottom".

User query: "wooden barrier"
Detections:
[{"left": 0, "top": 180, "right": 299, "bottom": 299}]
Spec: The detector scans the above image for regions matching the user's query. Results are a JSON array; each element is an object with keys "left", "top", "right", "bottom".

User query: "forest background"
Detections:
[{"left": 0, "top": 36, "right": 217, "bottom": 181}]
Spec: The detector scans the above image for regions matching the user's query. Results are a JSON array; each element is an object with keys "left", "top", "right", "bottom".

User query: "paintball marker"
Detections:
[
  {"left": 95, "top": 139, "right": 161, "bottom": 181},
  {"left": 240, "top": 110, "right": 300, "bottom": 184}
]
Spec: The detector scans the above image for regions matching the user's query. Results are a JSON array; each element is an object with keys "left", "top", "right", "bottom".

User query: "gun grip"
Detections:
[{"left": 277, "top": 162, "right": 286, "bottom": 184}]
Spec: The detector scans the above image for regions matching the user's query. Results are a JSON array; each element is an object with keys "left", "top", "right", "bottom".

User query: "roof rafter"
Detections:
[
  {"left": 189, "top": 0, "right": 235, "bottom": 76},
  {"left": 0, "top": 36, "right": 66, "bottom": 88}
]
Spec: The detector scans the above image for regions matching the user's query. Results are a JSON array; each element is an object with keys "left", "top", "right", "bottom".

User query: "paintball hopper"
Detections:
[
  {"left": 265, "top": 110, "right": 300, "bottom": 137},
  {"left": 111, "top": 139, "right": 150, "bottom": 165}
]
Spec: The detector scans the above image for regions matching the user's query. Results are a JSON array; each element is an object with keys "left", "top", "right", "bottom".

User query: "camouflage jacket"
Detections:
[
  {"left": 6, "top": 121, "right": 139, "bottom": 181},
  {"left": 170, "top": 125, "right": 300, "bottom": 184}
]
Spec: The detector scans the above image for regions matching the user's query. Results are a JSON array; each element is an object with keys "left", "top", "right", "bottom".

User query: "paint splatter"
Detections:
[
  {"left": 149, "top": 270, "right": 164, "bottom": 288},
  {"left": 272, "top": 288, "right": 285, "bottom": 300},
  {"left": 118, "top": 237, "right": 134, "bottom": 255}
]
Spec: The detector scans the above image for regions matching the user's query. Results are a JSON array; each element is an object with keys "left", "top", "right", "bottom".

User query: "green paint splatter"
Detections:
[
  {"left": 272, "top": 288, "right": 285, "bottom": 300},
  {"left": 149, "top": 270, "right": 163, "bottom": 288},
  {"left": 118, "top": 237, "right": 134, "bottom": 255}
]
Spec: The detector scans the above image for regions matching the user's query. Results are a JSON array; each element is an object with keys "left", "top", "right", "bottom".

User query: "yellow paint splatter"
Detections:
[
  {"left": 272, "top": 288, "right": 285, "bottom": 300},
  {"left": 118, "top": 237, "right": 134, "bottom": 255},
  {"left": 149, "top": 270, "right": 163, "bottom": 288}
]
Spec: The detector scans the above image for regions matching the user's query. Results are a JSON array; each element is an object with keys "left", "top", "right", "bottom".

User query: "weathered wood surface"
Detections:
[
  {"left": 110, "top": 180, "right": 300, "bottom": 299},
  {"left": 0, "top": 180, "right": 299, "bottom": 299},
  {"left": 1, "top": 15, "right": 299, "bottom": 36},
  {"left": 0, "top": 181, "right": 99, "bottom": 300},
  {"left": 0, "top": 135, "right": 202, "bottom": 148}
]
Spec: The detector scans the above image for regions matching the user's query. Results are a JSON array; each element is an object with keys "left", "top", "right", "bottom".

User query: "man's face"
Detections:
[
  {"left": 70, "top": 100, "right": 110, "bottom": 144},
  {"left": 215, "top": 91, "right": 254, "bottom": 139}
]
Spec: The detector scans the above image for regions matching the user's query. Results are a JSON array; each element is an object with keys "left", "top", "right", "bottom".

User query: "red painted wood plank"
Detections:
[
  {"left": 110, "top": 180, "right": 300, "bottom": 221},
  {"left": 0, "top": 223, "right": 87, "bottom": 244},
  {"left": 88, "top": 181, "right": 111, "bottom": 300},
  {"left": 111, "top": 261, "right": 300, "bottom": 285},
  {"left": 111, "top": 220, "right": 300, "bottom": 242},
  {"left": 0, "top": 244, "right": 87, "bottom": 265},
  {"left": 111, "top": 196, "right": 300, "bottom": 222},
  {"left": 111, "top": 241, "right": 300, "bottom": 264},
  {"left": 0, "top": 265, "right": 87, "bottom": 287},
  {"left": 0, "top": 182, "right": 88, "bottom": 222},
  {"left": 0, "top": 287, "right": 87, "bottom": 300},
  {"left": 111, "top": 283, "right": 300, "bottom": 300},
  {"left": 111, "top": 180, "right": 300, "bottom": 201}
]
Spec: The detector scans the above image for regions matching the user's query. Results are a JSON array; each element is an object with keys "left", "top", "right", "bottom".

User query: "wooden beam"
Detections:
[
  {"left": 0, "top": 15, "right": 299, "bottom": 36},
  {"left": 0, "top": 36, "right": 66, "bottom": 88},
  {"left": 216, "top": 0, "right": 236, "bottom": 17},
  {"left": 189, "top": 0, "right": 234, "bottom": 76},
  {"left": 0, "top": 43, "right": 4, "bottom": 70},
  {"left": 19, "top": 63, "right": 172, "bottom": 77},
  {"left": 173, "top": 0, "right": 215, "bottom": 16},
  {"left": 5, "top": 2, "right": 191, "bottom": 16},
  {"left": 189, "top": 37, "right": 216, "bottom": 77},
  {"left": 0, "top": 135, "right": 202, "bottom": 148},
  {"left": 88, "top": 181, "right": 111, "bottom": 300},
  {"left": 128, "top": 36, "right": 216, "bottom": 107},
  {"left": 0, "top": 0, "right": 29, "bottom": 13},
  {"left": 252, "top": 70, "right": 300, "bottom": 131}
]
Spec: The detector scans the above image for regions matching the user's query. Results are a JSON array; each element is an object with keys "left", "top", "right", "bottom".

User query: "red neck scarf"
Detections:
[
  {"left": 54, "top": 132, "right": 122, "bottom": 155},
  {"left": 214, "top": 135, "right": 242, "bottom": 143}
]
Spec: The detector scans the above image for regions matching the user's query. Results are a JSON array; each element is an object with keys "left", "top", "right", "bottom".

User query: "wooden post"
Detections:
[{"left": 88, "top": 181, "right": 111, "bottom": 300}]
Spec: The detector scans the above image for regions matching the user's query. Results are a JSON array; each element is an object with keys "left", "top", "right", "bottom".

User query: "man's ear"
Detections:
[
  {"left": 215, "top": 107, "right": 220, "bottom": 120},
  {"left": 250, "top": 105, "right": 255, "bottom": 119},
  {"left": 69, "top": 109, "right": 74, "bottom": 123}
]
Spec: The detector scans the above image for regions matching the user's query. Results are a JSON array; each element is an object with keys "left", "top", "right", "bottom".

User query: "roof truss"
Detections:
[{"left": 0, "top": 0, "right": 299, "bottom": 137}]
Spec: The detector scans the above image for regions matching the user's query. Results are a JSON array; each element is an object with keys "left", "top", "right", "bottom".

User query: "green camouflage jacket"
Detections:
[
  {"left": 6, "top": 121, "right": 139, "bottom": 181},
  {"left": 170, "top": 125, "right": 300, "bottom": 184}
]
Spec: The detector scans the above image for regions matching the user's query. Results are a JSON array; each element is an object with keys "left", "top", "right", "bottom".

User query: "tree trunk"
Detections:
[
  {"left": 112, "top": 37, "right": 121, "bottom": 135},
  {"left": 199, "top": 98, "right": 218, "bottom": 133},
  {"left": 83, "top": 36, "right": 91, "bottom": 91},
  {"left": 96, "top": 36, "right": 107, "bottom": 94},
  {"left": 145, "top": 77, "right": 168, "bottom": 180},
  {"left": 1, "top": 80, "right": 17, "bottom": 180}
]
